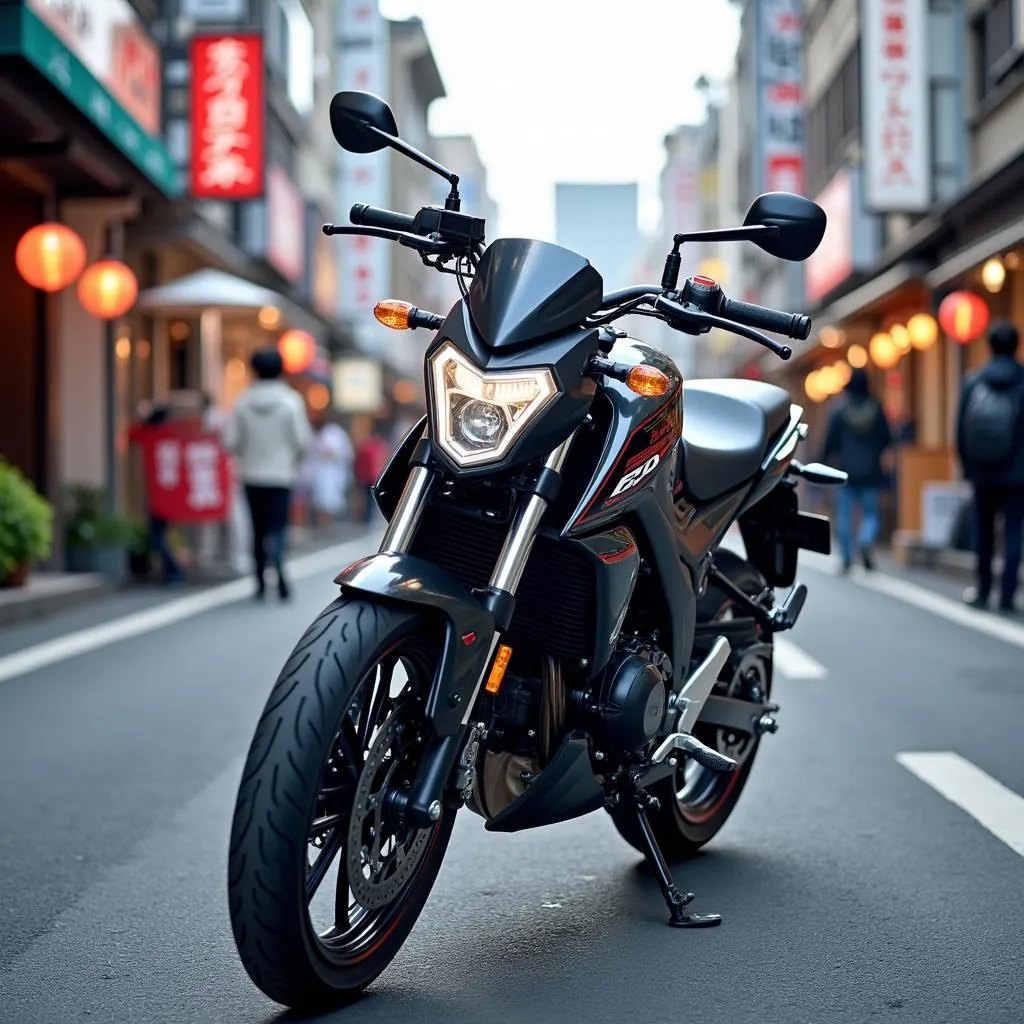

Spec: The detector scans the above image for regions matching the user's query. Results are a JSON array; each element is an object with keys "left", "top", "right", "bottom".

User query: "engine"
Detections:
[{"left": 569, "top": 641, "right": 671, "bottom": 755}]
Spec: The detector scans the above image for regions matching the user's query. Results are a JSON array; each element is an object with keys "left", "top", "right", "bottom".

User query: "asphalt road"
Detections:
[{"left": 1, "top": 536, "right": 1023, "bottom": 1024}]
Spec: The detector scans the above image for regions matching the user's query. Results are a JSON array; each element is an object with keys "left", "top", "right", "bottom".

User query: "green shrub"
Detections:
[
  {"left": 0, "top": 460, "right": 54, "bottom": 577},
  {"left": 64, "top": 484, "right": 136, "bottom": 549}
]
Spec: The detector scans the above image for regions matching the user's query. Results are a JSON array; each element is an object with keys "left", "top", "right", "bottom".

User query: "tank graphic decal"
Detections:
[{"left": 573, "top": 385, "right": 682, "bottom": 528}]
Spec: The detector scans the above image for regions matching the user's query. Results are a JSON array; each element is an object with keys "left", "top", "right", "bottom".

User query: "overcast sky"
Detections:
[{"left": 377, "top": 1, "right": 740, "bottom": 241}]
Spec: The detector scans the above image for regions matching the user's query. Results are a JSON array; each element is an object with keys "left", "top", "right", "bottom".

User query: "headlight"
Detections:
[{"left": 428, "top": 341, "right": 558, "bottom": 467}]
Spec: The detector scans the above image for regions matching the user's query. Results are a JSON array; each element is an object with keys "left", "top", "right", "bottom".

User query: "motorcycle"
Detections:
[{"left": 227, "top": 90, "right": 849, "bottom": 1010}]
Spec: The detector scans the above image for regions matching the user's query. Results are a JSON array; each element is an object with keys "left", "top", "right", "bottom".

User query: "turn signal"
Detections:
[
  {"left": 484, "top": 644, "right": 513, "bottom": 695},
  {"left": 626, "top": 364, "right": 671, "bottom": 397},
  {"left": 374, "top": 300, "right": 414, "bottom": 330}
]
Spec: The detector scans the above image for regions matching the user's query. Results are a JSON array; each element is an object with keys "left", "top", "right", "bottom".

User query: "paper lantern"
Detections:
[
  {"left": 278, "top": 329, "right": 317, "bottom": 374},
  {"left": 889, "top": 323, "right": 911, "bottom": 352},
  {"left": 907, "top": 312, "right": 938, "bottom": 351},
  {"left": 804, "top": 370, "right": 826, "bottom": 403},
  {"left": 847, "top": 343, "right": 868, "bottom": 368},
  {"left": 77, "top": 260, "right": 139, "bottom": 319},
  {"left": 938, "top": 291, "right": 990, "bottom": 344},
  {"left": 15, "top": 223, "right": 87, "bottom": 292},
  {"left": 869, "top": 332, "right": 900, "bottom": 369},
  {"left": 981, "top": 258, "right": 1005, "bottom": 294}
]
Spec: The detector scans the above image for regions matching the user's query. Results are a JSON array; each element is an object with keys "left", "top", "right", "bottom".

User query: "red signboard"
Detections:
[
  {"left": 131, "top": 423, "right": 233, "bottom": 523},
  {"left": 190, "top": 34, "right": 264, "bottom": 199}
]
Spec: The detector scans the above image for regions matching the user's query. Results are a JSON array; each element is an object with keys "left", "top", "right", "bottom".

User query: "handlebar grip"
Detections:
[
  {"left": 350, "top": 203, "right": 417, "bottom": 233},
  {"left": 720, "top": 296, "right": 811, "bottom": 341}
]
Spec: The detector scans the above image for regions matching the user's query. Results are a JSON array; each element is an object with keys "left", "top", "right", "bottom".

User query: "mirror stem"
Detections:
[
  {"left": 363, "top": 122, "right": 462, "bottom": 205},
  {"left": 672, "top": 224, "right": 781, "bottom": 246}
]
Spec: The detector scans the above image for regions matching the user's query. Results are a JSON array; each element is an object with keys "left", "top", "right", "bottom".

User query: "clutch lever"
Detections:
[{"left": 653, "top": 295, "right": 793, "bottom": 360}]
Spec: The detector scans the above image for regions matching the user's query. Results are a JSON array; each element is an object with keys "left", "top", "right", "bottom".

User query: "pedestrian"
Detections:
[
  {"left": 955, "top": 319, "right": 1024, "bottom": 613},
  {"left": 354, "top": 427, "right": 389, "bottom": 524},
  {"left": 303, "top": 413, "right": 355, "bottom": 530},
  {"left": 820, "top": 366, "right": 893, "bottom": 572},
  {"left": 128, "top": 401, "right": 185, "bottom": 586},
  {"left": 222, "top": 348, "right": 313, "bottom": 601}
]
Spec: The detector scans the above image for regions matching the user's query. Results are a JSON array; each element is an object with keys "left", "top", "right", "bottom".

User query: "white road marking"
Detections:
[
  {"left": 897, "top": 751, "right": 1024, "bottom": 859},
  {"left": 855, "top": 571, "right": 1024, "bottom": 652},
  {"left": 773, "top": 636, "right": 828, "bottom": 680},
  {"left": 0, "top": 533, "right": 379, "bottom": 686}
]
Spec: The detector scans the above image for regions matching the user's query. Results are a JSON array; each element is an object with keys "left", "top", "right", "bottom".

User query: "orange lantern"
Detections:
[
  {"left": 15, "top": 223, "right": 87, "bottom": 292},
  {"left": 869, "top": 331, "right": 901, "bottom": 369},
  {"left": 278, "top": 329, "right": 317, "bottom": 374},
  {"left": 938, "top": 291, "right": 990, "bottom": 345},
  {"left": 77, "top": 259, "right": 138, "bottom": 319},
  {"left": 907, "top": 312, "right": 938, "bottom": 350}
]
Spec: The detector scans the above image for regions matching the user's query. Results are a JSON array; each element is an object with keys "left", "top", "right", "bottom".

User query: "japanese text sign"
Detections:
[
  {"left": 190, "top": 34, "right": 264, "bottom": 200},
  {"left": 757, "top": 0, "right": 804, "bottom": 196},
  {"left": 861, "top": 0, "right": 930, "bottom": 212},
  {"left": 135, "top": 424, "right": 232, "bottom": 522}
]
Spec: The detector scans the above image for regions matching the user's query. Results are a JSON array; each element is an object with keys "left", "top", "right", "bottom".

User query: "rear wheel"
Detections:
[
  {"left": 227, "top": 597, "right": 454, "bottom": 1011},
  {"left": 611, "top": 556, "right": 773, "bottom": 860}
]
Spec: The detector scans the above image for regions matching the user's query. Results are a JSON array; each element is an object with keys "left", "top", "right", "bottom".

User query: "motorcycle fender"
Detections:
[{"left": 334, "top": 553, "right": 495, "bottom": 737}]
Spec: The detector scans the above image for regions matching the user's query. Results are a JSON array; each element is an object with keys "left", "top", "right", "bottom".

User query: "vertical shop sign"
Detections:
[
  {"left": 335, "top": 0, "right": 391, "bottom": 351},
  {"left": 757, "top": 0, "right": 805, "bottom": 196},
  {"left": 190, "top": 34, "right": 264, "bottom": 199},
  {"left": 266, "top": 165, "right": 306, "bottom": 282},
  {"left": 861, "top": 0, "right": 930, "bottom": 212}
]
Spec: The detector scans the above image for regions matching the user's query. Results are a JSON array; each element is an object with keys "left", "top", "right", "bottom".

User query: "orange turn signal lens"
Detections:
[
  {"left": 374, "top": 300, "right": 414, "bottom": 330},
  {"left": 626, "top": 364, "right": 671, "bottom": 397},
  {"left": 484, "top": 644, "right": 513, "bottom": 695}
]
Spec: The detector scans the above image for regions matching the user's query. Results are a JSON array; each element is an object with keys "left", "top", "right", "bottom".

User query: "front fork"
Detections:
[{"left": 382, "top": 434, "right": 577, "bottom": 828}]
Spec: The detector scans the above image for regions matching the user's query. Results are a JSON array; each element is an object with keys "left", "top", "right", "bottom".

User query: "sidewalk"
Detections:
[{"left": 0, "top": 521, "right": 375, "bottom": 633}]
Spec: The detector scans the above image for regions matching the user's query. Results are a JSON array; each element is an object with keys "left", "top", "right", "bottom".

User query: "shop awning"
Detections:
[
  {"left": 136, "top": 268, "right": 326, "bottom": 342},
  {"left": 925, "top": 213, "right": 1024, "bottom": 290}
]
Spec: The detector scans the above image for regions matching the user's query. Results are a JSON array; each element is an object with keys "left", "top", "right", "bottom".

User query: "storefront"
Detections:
[{"left": 0, "top": 0, "right": 180, "bottom": 566}]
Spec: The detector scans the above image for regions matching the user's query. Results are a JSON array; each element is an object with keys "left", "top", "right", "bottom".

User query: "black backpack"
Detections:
[{"left": 961, "top": 379, "right": 1020, "bottom": 467}]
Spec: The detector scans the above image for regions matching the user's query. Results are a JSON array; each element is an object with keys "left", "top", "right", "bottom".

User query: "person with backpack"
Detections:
[
  {"left": 956, "top": 319, "right": 1024, "bottom": 613},
  {"left": 821, "top": 366, "right": 894, "bottom": 572}
]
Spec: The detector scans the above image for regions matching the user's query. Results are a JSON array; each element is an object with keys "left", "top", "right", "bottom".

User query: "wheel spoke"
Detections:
[
  {"left": 358, "top": 658, "right": 395, "bottom": 752},
  {"left": 306, "top": 827, "right": 344, "bottom": 902}
]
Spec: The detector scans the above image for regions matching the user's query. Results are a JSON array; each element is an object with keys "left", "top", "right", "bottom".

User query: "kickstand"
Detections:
[{"left": 631, "top": 796, "right": 722, "bottom": 929}]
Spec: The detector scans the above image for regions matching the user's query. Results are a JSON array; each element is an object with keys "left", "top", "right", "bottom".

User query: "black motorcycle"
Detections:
[{"left": 227, "top": 90, "right": 848, "bottom": 1010}]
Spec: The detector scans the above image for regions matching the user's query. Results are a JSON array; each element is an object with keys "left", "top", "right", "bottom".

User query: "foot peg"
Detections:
[
  {"left": 653, "top": 732, "right": 738, "bottom": 773},
  {"left": 769, "top": 582, "right": 807, "bottom": 632}
]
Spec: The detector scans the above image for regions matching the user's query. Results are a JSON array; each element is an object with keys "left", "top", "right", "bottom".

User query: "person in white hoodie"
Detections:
[{"left": 222, "top": 347, "right": 313, "bottom": 600}]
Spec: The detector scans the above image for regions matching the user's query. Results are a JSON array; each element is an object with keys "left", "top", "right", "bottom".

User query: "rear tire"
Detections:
[
  {"left": 611, "top": 556, "right": 772, "bottom": 861},
  {"left": 227, "top": 597, "right": 455, "bottom": 1011}
]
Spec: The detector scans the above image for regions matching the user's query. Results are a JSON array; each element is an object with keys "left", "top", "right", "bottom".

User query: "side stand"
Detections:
[{"left": 632, "top": 795, "right": 722, "bottom": 929}]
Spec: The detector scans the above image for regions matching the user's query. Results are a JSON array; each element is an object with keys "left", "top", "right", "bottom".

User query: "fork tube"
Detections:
[
  {"left": 379, "top": 465, "right": 435, "bottom": 555},
  {"left": 488, "top": 433, "right": 576, "bottom": 594}
]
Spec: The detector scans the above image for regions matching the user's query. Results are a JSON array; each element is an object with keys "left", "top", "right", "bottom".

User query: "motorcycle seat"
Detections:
[{"left": 679, "top": 379, "right": 793, "bottom": 502}]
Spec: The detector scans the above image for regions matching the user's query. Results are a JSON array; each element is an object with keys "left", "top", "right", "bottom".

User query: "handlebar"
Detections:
[
  {"left": 350, "top": 203, "right": 417, "bottom": 234},
  {"left": 719, "top": 296, "right": 811, "bottom": 341}
]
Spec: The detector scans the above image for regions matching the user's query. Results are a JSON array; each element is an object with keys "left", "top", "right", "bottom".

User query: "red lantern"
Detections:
[
  {"left": 938, "top": 291, "right": 990, "bottom": 345},
  {"left": 77, "top": 259, "right": 139, "bottom": 319},
  {"left": 15, "top": 223, "right": 87, "bottom": 292},
  {"left": 278, "top": 329, "right": 317, "bottom": 374}
]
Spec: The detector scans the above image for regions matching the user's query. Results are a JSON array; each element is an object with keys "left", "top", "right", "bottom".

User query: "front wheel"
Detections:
[
  {"left": 611, "top": 556, "right": 773, "bottom": 860},
  {"left": 227, "top": 597, "right": 454, "bottom": 1011}
]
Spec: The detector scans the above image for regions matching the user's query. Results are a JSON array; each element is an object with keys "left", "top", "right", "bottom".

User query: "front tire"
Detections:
[
  {"left": 227, "top": 597, "right": 454, "bottom": 1011},
  {"left": 611, "top": 555, "right": 773, "bottom": 860}
]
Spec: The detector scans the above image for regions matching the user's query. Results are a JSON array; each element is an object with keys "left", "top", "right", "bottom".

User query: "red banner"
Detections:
[
  {"left": 190, "top": 33, "right": 264, "bottom": 199},
  {"left": 132, "top": 423, "right": 233, "bottom": 523}
]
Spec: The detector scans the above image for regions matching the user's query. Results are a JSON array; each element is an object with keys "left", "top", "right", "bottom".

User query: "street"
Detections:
[{"left": 1, "top": 536, "right": 1023, "bottom": 1024}]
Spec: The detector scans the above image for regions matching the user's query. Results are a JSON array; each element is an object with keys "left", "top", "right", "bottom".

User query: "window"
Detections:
[
  {"left": 973, "top": 0, "right": 1016, "bottom": 100},
  {"left": 805, "top": 44, "right": 860, "bottom": 195}
]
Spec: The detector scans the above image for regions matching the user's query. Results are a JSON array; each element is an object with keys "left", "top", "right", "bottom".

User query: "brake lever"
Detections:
[
  {"left": 653, "top": 295, "right": 793, "bottom": 360},
  {"left": 322, "top": 223, "right": 454, "bottom": 256}
]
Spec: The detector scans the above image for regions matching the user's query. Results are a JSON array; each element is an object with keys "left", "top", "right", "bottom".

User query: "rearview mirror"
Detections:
[
  {"left": 743, "top": 192, "right": 827, "bottom": 262},
  {"left": 329, "top": 91, "right": 399, "bottom": 154}
]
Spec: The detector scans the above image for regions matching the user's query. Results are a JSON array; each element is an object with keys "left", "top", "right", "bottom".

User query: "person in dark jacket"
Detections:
[
  {"left": 955, "top": 320, "right": 1024, "bottom": 612},
  {"left": 821, "top": 367, "right": 893, "bottom": 571}
]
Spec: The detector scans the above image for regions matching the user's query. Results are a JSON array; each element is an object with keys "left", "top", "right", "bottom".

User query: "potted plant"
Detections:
[
  {"left": 0, "top": 459, "right": 54, "bottom": 587},
  {"left": 64, "top": 484, "right": 135, "bottom": 582}
]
